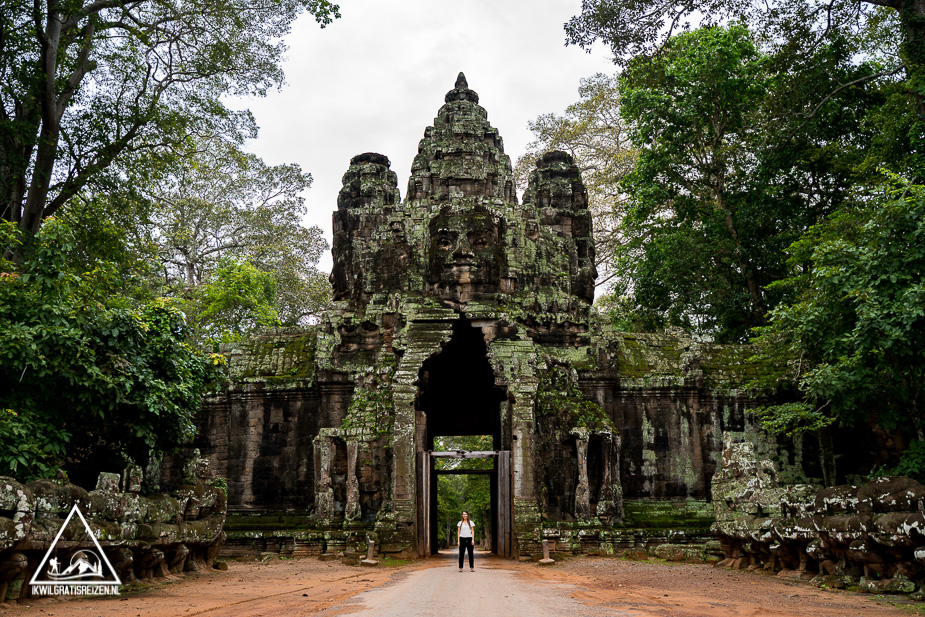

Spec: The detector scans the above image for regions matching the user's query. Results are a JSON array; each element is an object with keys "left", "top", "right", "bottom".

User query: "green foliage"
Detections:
[
  {"left": 565, "top": 1, "right": 920, "bottom": 173},
  {"left": 2, "top": 0, "right": 341, "bottom": 237},
  {"left": 892, "top": 441, "right": 925, "bottom": 483},
  {"left": 436, "top": 471, "right": 491, "bottom": 549},
  {"left": 212, "top": 476, "right": 229, "bottom": 495},
  {"left": 0, "top": 219, "right": 219, "bottom": 483},
  {"left": 184, "top": 259, "right": 280, "bottom": 344},
  {"left": 0, "top": 408, "right": 70, "bottom": 480},
  {"left": 611, "top": 24, "right": 882, "bottom": 342},
  {"left": 137, "top": 138, "right": 331, "bottom": 327},
  {"left": 750, "top": 174, "right": 925, "bottom": 437},
  {"left": 537, "top": 365, "right": 612, "bottom": 432},
  {"left": 565, "top": 2, "right": 902, "bottom": 72},
  {"left": 433, "top": 436, "right": 493, "bottom": 549},
  {"left": 751, "top": 402, "right": 835, "bottom": 437},
  {"left": 46, "top": 137, "right": 333, "bottom": 343}
]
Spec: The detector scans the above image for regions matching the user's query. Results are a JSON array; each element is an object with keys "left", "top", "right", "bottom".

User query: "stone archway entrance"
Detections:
[
  {"left": 420, "top": 449, "right": 511, "bottom": 557},
  {"left": 414, "top": 318, "right": 512, "bottom": 557}
]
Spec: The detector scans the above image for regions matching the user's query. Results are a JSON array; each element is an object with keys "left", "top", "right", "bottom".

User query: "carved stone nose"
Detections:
[{"left": 453, "top": 246, "right": 474, "bottom": 262}]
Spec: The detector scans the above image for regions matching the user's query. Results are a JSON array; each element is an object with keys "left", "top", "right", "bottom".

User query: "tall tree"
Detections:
[
  {"left": 749, "top": 174, "right": 925, "bottom": 454},
  {"left": 0, "top": 0, "right": 340, "bottom": 242},
  {"left": 514, "top": 73, "right": 636, "bottom": 293},
  {"left": 612, "top": 24, "right": 885, "bottom": 341},
  {"left": 564, "top": 1, "right": 920, "bottom": 170},
  {"left": 136, "top": 138, "right": 331, "bottom": 328}
]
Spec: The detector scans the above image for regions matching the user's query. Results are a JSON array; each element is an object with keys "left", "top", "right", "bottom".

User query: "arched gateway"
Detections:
[
  {"left": 174, "top": 74, "right": 821, "bottom": 560},
  {"left": 319, "top": 72, "right": 604, "bottom": 558}
]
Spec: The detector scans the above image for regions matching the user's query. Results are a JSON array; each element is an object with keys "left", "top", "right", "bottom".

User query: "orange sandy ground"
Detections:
[{"left": 4, "top": 553, "right": 925, "bottom": 617}]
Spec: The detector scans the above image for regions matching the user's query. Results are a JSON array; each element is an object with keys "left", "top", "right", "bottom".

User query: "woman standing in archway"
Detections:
[{"left": 457, "top": 511, "right": 475, "bottom": 571}]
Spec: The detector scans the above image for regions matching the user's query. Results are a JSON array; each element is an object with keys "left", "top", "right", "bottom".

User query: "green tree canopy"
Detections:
[
  {"left": 0, "top": 218, "right": 221, "bottom": 484},
  {"left": 1, "top": 0, "right": 340, "bottom": 240},
  {"left": 187, "top": 259, "right": 280, "bottom": 343},
  {"left": 137, "top": 138, "right": 331, "bottom": 328},
  {"left": 514, "top": 73, "right": 636, "bottom": 293},
  {"left": 750, "top": 175, "right": 925, "bottom": 441},
  {"left": 50, "top": 137, "right": 332, "bottom": 341},
  {"left": 434, "top": 436, "right": 493, "bottom": 549},
  {"left": 606, "top": 25, "right": 886, "bottom": 341},
  {"left": 565, "top": 1, "right": 921, "bottom": 171}
]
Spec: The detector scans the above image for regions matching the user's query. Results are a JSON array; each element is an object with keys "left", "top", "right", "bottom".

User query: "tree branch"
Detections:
[{"left": 784, "top": 65, "right": 903, "bottom": 142}]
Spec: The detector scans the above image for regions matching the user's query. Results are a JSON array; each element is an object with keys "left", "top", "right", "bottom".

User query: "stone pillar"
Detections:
[
  {"left": 390, "top": 382, "right": 416, "bottom": 507},
  {"left": 314, "top": 434, "right": 336, "bottom": 520},
  {"left": 596, "top": 431, "right": 624, "bottom": 521},
  {"left": 390, "top": 315, "right": 454, "bottom": 555},
  {"left": 573, "top": 429, "right": 591, "bottom": 520},
  {"left": 487, "top": 337, "right": 540, "bottom": 559},
  {"left": 360, "top": 539, "right": 378, "bottom": 566},
  {"left": 345, "top": 440, "right": 360, "bottom": 520},
  {"left": 539, "top": 539, "right": 555, "bottom": 565}
]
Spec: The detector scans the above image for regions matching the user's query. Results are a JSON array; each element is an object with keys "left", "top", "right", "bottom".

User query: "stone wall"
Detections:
[{"left": 173, "top": 317, "right": 812, "bottom": 559}]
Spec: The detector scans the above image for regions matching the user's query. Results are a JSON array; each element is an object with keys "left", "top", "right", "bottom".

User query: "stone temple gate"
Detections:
[{"left": 165, "top": 74, "right": 881, "bottom": 560}]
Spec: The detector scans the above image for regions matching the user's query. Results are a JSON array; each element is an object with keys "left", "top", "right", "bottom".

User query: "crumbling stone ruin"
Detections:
[
  {"left": 162, "top": 74, "right": 885, "bottom": 562},
  {"left": 0, "top": 452, "right": 225, "bottom": 602},
  {"left": 713, "top": 433, "right": 925, "bottom": 596}
]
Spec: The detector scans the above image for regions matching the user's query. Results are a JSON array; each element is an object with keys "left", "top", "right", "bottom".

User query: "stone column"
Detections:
[
  {"left": 539, "top": 539, "right": 555, "bottom": 565},
  {"left": 572, "top": 428, "right": 591, "bottom": 520},
  {"left": 361, "top": 538, "right": 379, "bottom": 566},
  {"left": 345, "top": 440, "right": 360, "bottom": 520},
  {"left": 596, "top": 431, "right": 624, "bottom": 521},
  {"left": 314, "top": 433, "right": 336, "bottom": 520},
  {"left": 389, "top": 315, "right": 454, "bottom": 555}
]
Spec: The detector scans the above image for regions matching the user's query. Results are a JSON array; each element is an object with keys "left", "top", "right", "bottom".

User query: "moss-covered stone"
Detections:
[
  {"left": 166, "top": 73, "right": 832, "bottom": 562},
  {"left": 0, "top": 462, "right": 227, "bottom": 598}
]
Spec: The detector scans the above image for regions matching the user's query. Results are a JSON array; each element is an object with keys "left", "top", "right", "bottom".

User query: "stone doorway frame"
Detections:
[{"left": 417, "top": 449, "right": 512, "bottom": 558}]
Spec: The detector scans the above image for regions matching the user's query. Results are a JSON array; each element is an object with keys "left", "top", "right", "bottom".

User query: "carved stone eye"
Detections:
[
  {"left": 469, "top": 232, "right": 489, "bottom": 250},
  {"left": 436, "top": 230, "right": 454, "bottom": 249}
]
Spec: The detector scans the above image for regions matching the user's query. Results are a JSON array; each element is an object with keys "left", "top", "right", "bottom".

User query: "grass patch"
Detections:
[{"left": 379, "top": 556, "right": 413, "bottom": 567}]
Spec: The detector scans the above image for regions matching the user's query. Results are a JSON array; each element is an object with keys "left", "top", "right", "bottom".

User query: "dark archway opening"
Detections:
[
  {"left": 418, "top": 318, "right": 505, "bottom": 448},
  {"left": 417, "top": 317, "right": 507, "bottom": 556}
]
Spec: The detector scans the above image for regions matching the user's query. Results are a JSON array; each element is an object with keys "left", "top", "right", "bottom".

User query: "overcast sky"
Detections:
[{"left": 232, "top": 0, "right": 614, "bottom": 271}]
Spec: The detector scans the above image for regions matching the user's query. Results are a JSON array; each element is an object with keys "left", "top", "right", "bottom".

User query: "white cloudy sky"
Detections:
[{"left": 233, "top": 0, "right": 615, "bottom": 271}]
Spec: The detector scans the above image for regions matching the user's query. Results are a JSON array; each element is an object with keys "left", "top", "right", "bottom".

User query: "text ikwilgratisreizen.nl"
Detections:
[{"left": 31, "top": 584, "right": 120, "bottom": 596}]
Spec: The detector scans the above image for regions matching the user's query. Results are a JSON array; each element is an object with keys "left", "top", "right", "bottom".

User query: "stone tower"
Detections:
[
  {"left": 322, "top": 73, "right": 612, "bottom": 555},
  {"left": 177, "top": 75, "right": 840, "bottom": 560},
  {"left": 330, "top": 72, "right": 596, "bottom": 334}
]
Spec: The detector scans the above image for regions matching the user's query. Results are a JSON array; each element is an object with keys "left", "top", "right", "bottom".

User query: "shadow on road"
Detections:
[{"left": 432, "top": 546, "right": 498, "bottom": 570}]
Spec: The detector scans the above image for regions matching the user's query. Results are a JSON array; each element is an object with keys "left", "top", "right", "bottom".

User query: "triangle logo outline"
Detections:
[{"left": 28, "top": 503, "right": 123, "bottom": 587}]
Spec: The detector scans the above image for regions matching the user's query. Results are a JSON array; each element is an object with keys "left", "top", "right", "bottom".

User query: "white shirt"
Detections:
[{"left": 457, "top": 520, "right": 475, "bottom": 538}]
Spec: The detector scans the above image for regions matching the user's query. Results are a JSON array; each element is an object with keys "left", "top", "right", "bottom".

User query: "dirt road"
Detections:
[
  {"left": 328, "top": 550, "right": 625, "bottom": 616},
  {"left": 5, "top": 550, "right": 924, "bottom": 617}
]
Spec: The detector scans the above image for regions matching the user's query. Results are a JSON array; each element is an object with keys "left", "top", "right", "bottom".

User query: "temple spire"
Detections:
[{"left": 445, "top": 71, "right": 478, "bottom": 104}]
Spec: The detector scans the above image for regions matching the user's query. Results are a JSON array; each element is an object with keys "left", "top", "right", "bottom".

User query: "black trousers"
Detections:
[{"left": 458, "top": 537, "right": 474, "bottom": 568}]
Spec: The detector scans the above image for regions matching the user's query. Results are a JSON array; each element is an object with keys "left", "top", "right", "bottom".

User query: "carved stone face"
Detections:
[{"left": 426, "top": 206, "right": 505, "bottom": 305}]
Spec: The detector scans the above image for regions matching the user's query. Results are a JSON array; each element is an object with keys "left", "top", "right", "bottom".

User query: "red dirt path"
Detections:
[{"left": 3, "top": 553, "right": 924, "bottom": 617}]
